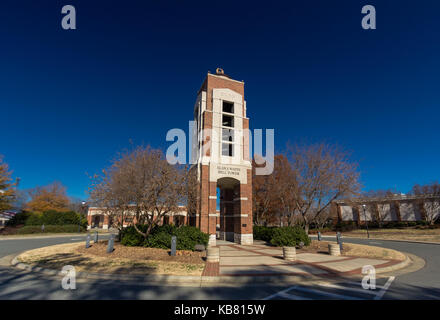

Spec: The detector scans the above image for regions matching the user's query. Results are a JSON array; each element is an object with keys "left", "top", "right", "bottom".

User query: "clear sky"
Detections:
[{"left": 1, "top": 0, "right": 439, "bottom": 200}]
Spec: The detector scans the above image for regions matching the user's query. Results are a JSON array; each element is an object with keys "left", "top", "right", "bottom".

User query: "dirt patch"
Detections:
[
  {"left": 17, "top": 242, "right": 206, "bottom": 276},
  {"left": 76, "top": 241, "right": 205, "bottom": 264}
]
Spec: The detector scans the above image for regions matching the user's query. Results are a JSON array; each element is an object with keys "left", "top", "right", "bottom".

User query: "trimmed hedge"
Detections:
[
  {"left": 253, "top": 226, "right": 276, "bottom": 242},
  {"left": 253, "top": 225, "right": 311, "bottom": 247},
  {"left": 270, "top": 226, "right": 311, "bottom": 247},
  {"left": 17, "top": 224, "right": 86, "bottom": 234},
  {"left": 8, "top": 210, "right": 87, "bottom": 229},
  {"left": 121, "top": 224, "right": 209, "bottom": 251},
  {"left": 24, "top": 210, "right": 87, "bottom": 227}
]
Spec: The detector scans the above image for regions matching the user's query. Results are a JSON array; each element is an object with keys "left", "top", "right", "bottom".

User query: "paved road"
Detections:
[{"left": 0, "top": 235, "right": 438, "bottom": 299}]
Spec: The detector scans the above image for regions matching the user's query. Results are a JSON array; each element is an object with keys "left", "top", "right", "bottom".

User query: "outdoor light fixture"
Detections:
[{"left": 362, "top": 204, "right": 370, "bottom": 239}]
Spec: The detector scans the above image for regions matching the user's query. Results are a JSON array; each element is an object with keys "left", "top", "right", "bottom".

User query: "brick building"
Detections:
[{"left": 332, "top": 194, "right": 440, "bottom": 224}]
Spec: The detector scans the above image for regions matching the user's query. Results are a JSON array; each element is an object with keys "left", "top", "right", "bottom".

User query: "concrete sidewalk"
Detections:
[{"left": 203, "top": 241, "right": 408, "bottom": 278}]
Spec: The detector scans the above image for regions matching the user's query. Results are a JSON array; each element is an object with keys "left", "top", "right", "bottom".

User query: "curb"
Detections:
[
  {"left": 0, "top": 233, "right": 112, "bottom": 241},
  {"left": 10, "top": 255, "right": 318, "bottom": 285},
  {"left": 313, "top": 235, "right": 440, "bottom": 246},
  {"left": 10, "top": 252, "right": 414, "bottom": 286},
  {"left": 375, "top": 254, "right": 411, "bottom": 274}
]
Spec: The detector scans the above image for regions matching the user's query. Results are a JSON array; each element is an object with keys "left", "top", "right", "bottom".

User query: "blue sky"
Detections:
[{"left": 1, "top": 0, "right": 439, "bottom": 199}]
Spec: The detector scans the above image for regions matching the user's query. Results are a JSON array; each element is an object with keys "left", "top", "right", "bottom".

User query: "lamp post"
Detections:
[
  {"left": 362, "top": 204, "right": 370, "bottom": 239},
  {"left": 78, "top": 201, "right": 86, "bottom": 233}
]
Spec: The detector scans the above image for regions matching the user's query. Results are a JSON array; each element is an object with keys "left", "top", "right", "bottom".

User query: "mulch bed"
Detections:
[{"left": 76, "top": 241, "right": 206, "bottom": 265}]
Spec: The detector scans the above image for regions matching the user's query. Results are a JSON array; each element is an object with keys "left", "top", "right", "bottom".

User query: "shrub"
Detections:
[
  {"left": 24, "top": 210, "right": 82, "bottom": 226},
  {"left": 6, "top": 211, "right": 31, "bottom": 226},
  {"left": 17, "top": 225, "right": 85, "bottom": 234},
  {"left": 24, "top": 212, "right": 43, "bottom": 226},
  {"left": 144, "top": 232, "right": 172, "bottom": 249},
  {"left": 270, "top": 226, "right": 311, "bottom": 247},
  {"left": 120, "top": 224, "right": 209, "bottom": 251},
  {"left": 120, "top": 224, "right": 149, "bottom": 246},
  {"left": 175, "top": 226, "right": 209, "bottom": 250},
  {"left": 333, "top": 221, "right": 357, "bottom": 232},
  {"left": 253, "top": 226, "right": 275, "bottom": 242}
]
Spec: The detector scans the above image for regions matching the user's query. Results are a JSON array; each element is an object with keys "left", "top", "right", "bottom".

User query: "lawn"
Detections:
[{"left": 325, "top": 227, "right": 440, "bottom": 243}]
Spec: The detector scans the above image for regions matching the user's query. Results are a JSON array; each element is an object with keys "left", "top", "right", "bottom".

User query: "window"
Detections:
[
  {"left": 222, "top": 143, "right": 234, "bottom": 157},
  {"left": 222, "top": 101, "right": 234, "bottom": 114},
  {"left": 222, "top": 128, "right": 234, "bottom": 142},
  {"left": 222, "top": 114, "right": 234, "bottom": 127}
]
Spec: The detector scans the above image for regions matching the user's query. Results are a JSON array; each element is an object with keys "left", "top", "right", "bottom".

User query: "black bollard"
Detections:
[
  {"left": 318, "top": 231, "right": 322, "bottom": 241},
  {"left": 94, "top": 231, "right": 98, "bottom": 243},
  {"left": 107, "top": 234, "right": 115, "bottom": 253},
  {"left": 339, "top": 234, "right": 343, "bottom": 252},
  {"left": 85, "top": 233, "right": 91, "bottom": 248},
  {"left": 171, "top": 236, "right": 177, "bottom": 256}
]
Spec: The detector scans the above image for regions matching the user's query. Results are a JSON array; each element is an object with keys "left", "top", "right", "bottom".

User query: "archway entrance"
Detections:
[{"left": 217, "top": 177, "right": 241, "bottom": 242}]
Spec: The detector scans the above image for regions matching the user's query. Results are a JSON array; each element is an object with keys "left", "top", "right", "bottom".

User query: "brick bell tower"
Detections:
[{"left": 189, "top": 68, "right": 253, "bottom": 246}]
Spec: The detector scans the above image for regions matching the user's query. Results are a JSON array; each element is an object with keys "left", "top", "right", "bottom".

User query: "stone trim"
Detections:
[{"left": 234, "top": 233, "right": 253, "bottom": 245}]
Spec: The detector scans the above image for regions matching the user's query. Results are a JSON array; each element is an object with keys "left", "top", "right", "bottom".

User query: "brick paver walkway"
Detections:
[{"left": 202, "top": 241, "right": 402, "bottom": 278}]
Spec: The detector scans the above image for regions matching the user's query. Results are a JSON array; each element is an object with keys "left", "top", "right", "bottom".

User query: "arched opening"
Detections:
[{"left": 217, "top": 177, "right": 241, "bottom": 242}]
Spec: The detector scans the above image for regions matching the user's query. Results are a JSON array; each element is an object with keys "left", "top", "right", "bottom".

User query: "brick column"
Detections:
[
  {"left": 233, "top": 170, "right": 253, "bottom": 245},
  {"left": 87, "top": 214, "right": 92, "bottom": 230},
  {"left": 103, "top": 215, "right": 109, "bottom": 230},
  {"left": 199, "top": 165, "right": 209, "bottom": 234},
  {"left": 394, "top": 202, "right": 402, "bottom": 222}
]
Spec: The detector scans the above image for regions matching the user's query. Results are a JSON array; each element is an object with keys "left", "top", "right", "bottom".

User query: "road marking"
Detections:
[
  {"left": 369, "top": 241, "right": 382, "bottom": 245},
  {"left": 262, "top": 285, "right": 297, "bottom": 300},
  {"left": 318, "top": 282, "right": 378, "bottom": 295},
  {"left": 70, "top": 238, "right": 82, "bottom": 241},
  {"left": 374, "top": 276, "right": 395, "bottom": 300},
  {"left": 277, "top": 292, "right": 311, "bottom": 300},
  {"left": 292, "top": 286, "right": 363, "bottom": 300}
]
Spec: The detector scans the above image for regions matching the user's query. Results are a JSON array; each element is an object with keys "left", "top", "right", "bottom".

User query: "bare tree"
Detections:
[
  {"left": 182, "top": 165, "right": 199, "bottom": 220},
  {"left": 287, "top": 143, "right": 361, "bottom": 234},
  {"left": 252, "top": 155, "right": 287, "bottom": 225},
  {"left": 89, "top": 146, "right": 185, "bottom": 239},
  {"left": 410, "top": 182, "right": 440, "bottom": 225},
  {"left": 0, "top": 156, "right": 18, "bottom": 212},
  {"left": 362, "top": 189, "right": 397, "bottom": 227},
  {"left": 312, "top": 207, "right": 332, "bottom": 230}
]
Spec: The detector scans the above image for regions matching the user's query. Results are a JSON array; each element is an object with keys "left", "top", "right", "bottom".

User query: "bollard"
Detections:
[
  {"left": 171, "top": 236, "right": 177, "bottom": 256},
  {"left": 336, "top": 232, "right": 341, "bottom": 244},
  {"left": 85, "top": 233, "right": 91, "bottom": 249},
  {"left": 94, "top": 231, "right": 98, "bottom": 243},
  {"left": 41, "top": 224, "right": 45, "bottom": 232},
  {"left": 339, "top": 234, "right": 343, "bottom": 252},
  {"left": 318, "top": 231, "right": 322, "bottom": 241},
  {"left": 107, "top": 233, "right": 115, "bottom": 253},
  {"left": 206, "top": 247, "right": 220, "bottom": 263},
  {"left": 328, "top": 243, "right": 341, "bottom": 256},
  {"left": 283, "top": 246, "right": 296, "bottom": 261}
]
